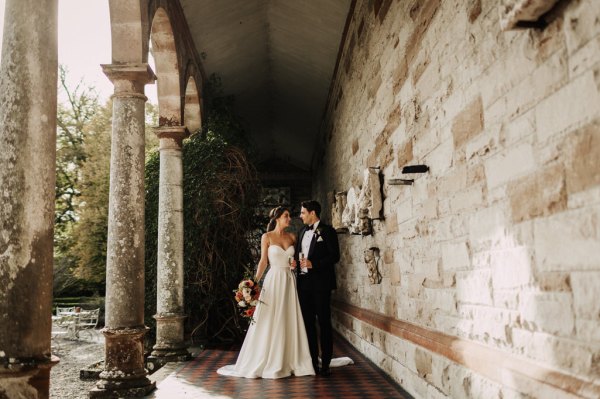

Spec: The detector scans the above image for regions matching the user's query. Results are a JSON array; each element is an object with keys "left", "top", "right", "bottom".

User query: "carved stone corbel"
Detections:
[
  {"left": 331, "top": 191, "right": 348, "bottom": 232},
  {"left": 364, "top": 247, "right": 382, "bottom": 284}
]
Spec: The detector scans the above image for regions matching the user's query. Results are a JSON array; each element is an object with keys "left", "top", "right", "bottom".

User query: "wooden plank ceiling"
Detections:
[{"left": 179, "top": 0, "right": 352, "bottom": 171}]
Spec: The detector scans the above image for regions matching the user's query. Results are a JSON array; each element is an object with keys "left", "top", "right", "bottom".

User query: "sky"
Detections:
[{"left": 0, "top": 0, "right": 157, "bottom": 104}]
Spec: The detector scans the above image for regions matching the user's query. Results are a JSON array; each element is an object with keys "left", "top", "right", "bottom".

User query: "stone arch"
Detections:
[
  {"left": 108, "top": 0, "right": 149, "bottom": 63},
  {"left": 184, "top": 75, "right": 202, "bottom": 133},
  {"left": 150, "top": 7, "right": 181, "bottom": 124}
]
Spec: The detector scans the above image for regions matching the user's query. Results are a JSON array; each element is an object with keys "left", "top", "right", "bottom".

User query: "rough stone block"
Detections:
[
  {"left": 456, "top": 269, "right": 493, "bottom": 305},
  {"left": 534, "top": 208, "right": 600, "bottom": 272},
  {"left": 568, "top": 36, "right": 600, "bottom": 78},
  {"left": 397, "top": 198, "right": 413, "bottom": 223},
  {"left": 441, "top": 241, "right": 470, "bottom": 271},
  {"left": 570, "top": 272, "right": 600, "bottom": 320},
  {"left": 491, "top": 246, "right": 533, "bottom": 289},
  {"left": 535, "top": 71, "right": 600, "bottom": 143},
  {"left": 425, "top": 288, "right": 457, "bottom": 314},
  {"left": 507, "top": 161, "right": 567, "bottom": 223},
  {"left": 484, "top": 142, "right": 536, "bottom": 189},
  {"left": 383, "top": 249, "right": 394, "bottom": 264},
  {"left": 500, "top": 111, "right": 535, "bottom": 147},
  {"left": 535, "top": 272, "right": 571, "bottom": 292},
  {"left": 566, "top": 121, "right": 600, "bottom": 195},
  {"left": 520, "top": 292, "right": 575, "bottom": 335},
  {"left": 435, "top": 164, "right": 467, "bottom": 197},
  {"left": 397, "top": 139, "right": 414, "bottom": 168},
  {"left": 427, "top": 137, "right": 454, "bottom": 177},
  {"left": 385, "top": 212, "right": 399, "bottom": 233},
  {"left": 576, "top": 319, "right": 600, "bottom": 342},
  {"left": 466, "top": 128, "right": 498, "bottom": 161},
  {"left": 563, "top": 0, "right": 600, "bottom": 54},
  {"left": 530, "top": 332, "right": 594, "bottom": 377},
  {"left": 415, "top": 347, "right": 433, "bottom": 379},
  {"left": 391, "top": 263, "right": 401, "bottom": 286},
  {"left": 503, "top": 49, "right": 568, "bottom": 122},
  {"left": 452, "top": 96, "right": 484, "bottom": 148},
  {"left": 450, "top": 184, "right": 485, "bottom": 214}
]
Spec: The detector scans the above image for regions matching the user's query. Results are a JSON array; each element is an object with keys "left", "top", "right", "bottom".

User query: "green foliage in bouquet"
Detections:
[{"left": 144, "top": 74, "right": 262, "bottom": 344}]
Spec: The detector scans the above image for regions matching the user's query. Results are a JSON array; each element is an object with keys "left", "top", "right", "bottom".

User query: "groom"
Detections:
[{"left": 296, "top": 200, "right": 340, "bottom": 376}]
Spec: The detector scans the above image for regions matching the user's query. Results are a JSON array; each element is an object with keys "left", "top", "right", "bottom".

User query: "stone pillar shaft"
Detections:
[
  {"left": 90, "top": 64, "right": 156, "bottom": 398},
  {"left": 151, "top": 127, "right": 190, "bottom": 363},
  {"left": 0, "top": 1, "right": 59, "bottom": 398}
]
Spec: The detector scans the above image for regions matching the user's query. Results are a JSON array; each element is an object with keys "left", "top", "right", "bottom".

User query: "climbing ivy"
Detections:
[{"left": 144, "top": 77, "right": 262, "bottom": 344}]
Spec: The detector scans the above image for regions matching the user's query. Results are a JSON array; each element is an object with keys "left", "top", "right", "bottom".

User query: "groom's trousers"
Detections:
[{"left": 298, "top": 288, "right": 333, "bottom": 371}]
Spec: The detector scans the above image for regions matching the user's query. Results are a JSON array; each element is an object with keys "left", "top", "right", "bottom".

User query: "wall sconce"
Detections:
[
  {"left": 401, "top": 164, "right": 429, "bottom": 174},
  {"left": 388, "top": 164, "right": 429, "bottom": 186}
]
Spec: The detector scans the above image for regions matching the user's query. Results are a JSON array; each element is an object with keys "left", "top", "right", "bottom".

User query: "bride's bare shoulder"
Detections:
[{"left": 262, "top": 232, "right": 271, "bottom": 244}]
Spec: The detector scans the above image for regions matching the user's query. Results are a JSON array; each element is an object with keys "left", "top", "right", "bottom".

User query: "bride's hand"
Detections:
[{"left": 289, "top": 259, "right": 297, "bottom": 269}]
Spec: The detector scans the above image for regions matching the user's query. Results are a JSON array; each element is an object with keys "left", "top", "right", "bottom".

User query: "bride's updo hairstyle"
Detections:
[{"left": 267, "top": 206, "right": 289, "bottom": 232}]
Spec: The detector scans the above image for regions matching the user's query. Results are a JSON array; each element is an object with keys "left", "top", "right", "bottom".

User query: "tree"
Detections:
[
  {"left": 68, "top": 102, "right": 112, "bottom": 286},
  {"left": 55, "top": 65, "right": 100, "bottom": 253}
]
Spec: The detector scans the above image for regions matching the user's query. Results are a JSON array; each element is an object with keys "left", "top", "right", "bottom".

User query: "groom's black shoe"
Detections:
[{"left": 320, "top": 367, "right": 331, "bottom": 377}]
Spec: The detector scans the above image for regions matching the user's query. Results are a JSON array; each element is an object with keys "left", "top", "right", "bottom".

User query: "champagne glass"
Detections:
[{"left": 299, "top": 252, "right": 306, "bottom": 272}]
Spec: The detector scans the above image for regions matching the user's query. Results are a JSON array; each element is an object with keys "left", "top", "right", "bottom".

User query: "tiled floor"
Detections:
[{"left": 147, "top": 334, "right": 413, "bottom": 399}]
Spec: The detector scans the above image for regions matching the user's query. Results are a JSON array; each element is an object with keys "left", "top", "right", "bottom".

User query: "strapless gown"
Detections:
[{"left": 217, "top": 245, "right": 315, "bottom": 378}]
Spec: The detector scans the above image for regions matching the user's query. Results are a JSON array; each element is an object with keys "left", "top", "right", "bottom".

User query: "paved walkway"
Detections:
[{"left": 147, "top": 333, "right": 413, "bottom": 399}]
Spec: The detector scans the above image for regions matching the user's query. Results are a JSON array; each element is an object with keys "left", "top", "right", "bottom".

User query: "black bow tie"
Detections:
[{"left": 307, "top": 224, "right": 314, "bottom": 230}]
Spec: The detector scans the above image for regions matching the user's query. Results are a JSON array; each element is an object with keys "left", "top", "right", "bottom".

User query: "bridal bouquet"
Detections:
[{"left": 234, "top": 278, "right": 261, "bottom": 322}]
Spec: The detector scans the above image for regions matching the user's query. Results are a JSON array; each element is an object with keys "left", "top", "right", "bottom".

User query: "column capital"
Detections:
[
  {"left": 101, "top": 63, "right": 156, "bottom": 97},
  {"left": 154, "top": 125, "right": 190, "bottom": 150}
]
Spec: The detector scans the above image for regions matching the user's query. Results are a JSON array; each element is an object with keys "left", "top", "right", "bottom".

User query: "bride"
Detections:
[{"left": 217, "top": 206, "right": 315, "bottom": 378}]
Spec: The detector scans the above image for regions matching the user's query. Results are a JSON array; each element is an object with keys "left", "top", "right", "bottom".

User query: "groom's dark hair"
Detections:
[{"left": 301, "top": 200, "right": 321, "bottom": 218}]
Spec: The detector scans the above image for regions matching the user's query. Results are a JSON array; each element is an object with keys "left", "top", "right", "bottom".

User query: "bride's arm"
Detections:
[{"left": 255, "top": 233, "right": 269, "bottom": 281}]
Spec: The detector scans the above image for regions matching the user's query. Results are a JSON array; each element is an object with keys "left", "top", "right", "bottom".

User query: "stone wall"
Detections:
[{"left": 315, "top": 0, "right": 600, "bottom": 397}]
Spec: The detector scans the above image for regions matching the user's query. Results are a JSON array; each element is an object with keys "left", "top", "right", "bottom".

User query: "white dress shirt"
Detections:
[{"left": 300, "top": 220, "right": 319, "bottom": 273}]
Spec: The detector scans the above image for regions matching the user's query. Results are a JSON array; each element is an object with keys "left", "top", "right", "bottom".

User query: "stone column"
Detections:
[
  {"left": 148, "top": 126, "right": 191, "bottom": 368},
  {"left": 0, "top": 1, "right": 59, "bottom": 398},
  {"left": 90, "top": 64, "right": 156, "bottom": 398}
]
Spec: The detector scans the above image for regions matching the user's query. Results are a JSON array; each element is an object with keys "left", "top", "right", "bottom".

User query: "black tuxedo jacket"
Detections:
[{"left": 295, "top": 222, "right": 340, "bottom": 291}]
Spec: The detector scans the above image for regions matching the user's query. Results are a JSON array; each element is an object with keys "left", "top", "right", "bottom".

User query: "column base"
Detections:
[
  {"left": 0, "top": 356, "right": 59, "bottom": 399},
  {"left": 89, "top": 380, "right": 156, "bottom": 399},
  {"left": 90, "top": 326, "right": 155, "bottom": 398},
  {"left": 151, "top": 313, "right": 189, "bottom": 368}
]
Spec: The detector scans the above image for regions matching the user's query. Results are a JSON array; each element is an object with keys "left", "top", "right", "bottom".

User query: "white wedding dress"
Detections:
[{"left": 217, "top": 245, "right": 316, "bottom": 378}]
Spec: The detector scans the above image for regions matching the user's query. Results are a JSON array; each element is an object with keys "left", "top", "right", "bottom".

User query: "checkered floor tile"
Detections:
[{"left": 148, "top": 333, "right": 413, "bottom": 398}]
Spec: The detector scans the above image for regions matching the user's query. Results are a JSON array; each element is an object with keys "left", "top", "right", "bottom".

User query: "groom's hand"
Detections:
[{"left": 301, "top": 258, "right": 313, "bottom": 269}]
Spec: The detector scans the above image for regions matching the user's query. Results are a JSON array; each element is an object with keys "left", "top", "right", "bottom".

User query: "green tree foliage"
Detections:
[
  {"left": 69, "top": 101, "right": 158, "bottom": 287},
  {"left": 54, "top": 66, "right": 101, "bottom": 296},
  {"left": 55, "top": 65, "right": 99, "bottom": 253},
  {"left": 68, "top": 102, "right": 112, "bottom": 286}
]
